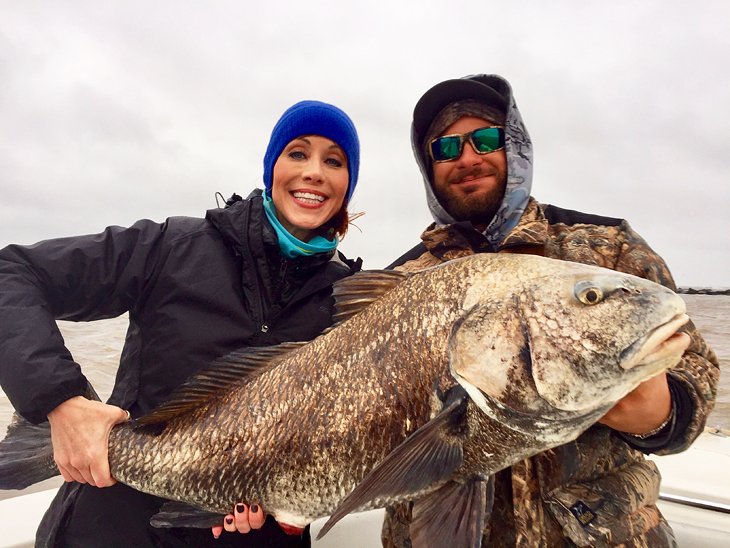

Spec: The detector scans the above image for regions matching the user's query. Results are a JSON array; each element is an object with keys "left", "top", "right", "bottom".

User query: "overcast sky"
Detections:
[{"left": 1, "top": 1, "right": 728, "bottom": 287}]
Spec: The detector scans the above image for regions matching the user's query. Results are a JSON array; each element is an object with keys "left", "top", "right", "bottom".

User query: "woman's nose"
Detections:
[{"left": 302, "top": 158, "right": 324, "bottom": 182}]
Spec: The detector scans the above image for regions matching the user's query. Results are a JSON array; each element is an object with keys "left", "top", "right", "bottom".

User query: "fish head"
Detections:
[{"left": 449, "top": 255, "right": 689, "bottom": 433}]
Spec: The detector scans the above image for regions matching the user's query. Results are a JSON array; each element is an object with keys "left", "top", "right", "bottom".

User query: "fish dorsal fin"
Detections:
[
  {"left": 331, "top": 269, "right": 410, "bottom": 325},
  {"left": 133, "top": 342, "right": 306, "bottom": 427}
]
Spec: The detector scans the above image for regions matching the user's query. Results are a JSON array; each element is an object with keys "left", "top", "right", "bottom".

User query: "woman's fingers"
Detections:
[
  {"left": 57, "top": 463, "right": 84, "bottom": 484},
  {"left": 234, "top": 503, "right": 251, "bottom": 533},
  {"left": 48, "top": 397, "right": 128, "bottom": 487},
  {"left": 90, "top": 455, "right": 116, "bottom": 488},
  {"left": 212, "top": 513, "right": 235, "bottom": 538},
  {"left": 222, "top": 513, "right": 236, "bottom": 533},
  {"left": 249, "top": 504, "right": 265, "bottom": 529},
  {"left": 213, "top": 502, "right": 266, "bottom": 538}
]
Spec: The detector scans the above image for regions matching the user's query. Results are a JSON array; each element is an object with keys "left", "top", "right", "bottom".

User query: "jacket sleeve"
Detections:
[
  {"left": 613, "top": 220, "right": 720, "bottom": 454},
  {"left": 0, "top": 220, "right": 167, "bottom": 423}
]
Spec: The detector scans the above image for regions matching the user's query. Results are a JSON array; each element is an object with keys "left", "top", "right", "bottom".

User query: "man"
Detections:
[{"left": 382, "top": 74, "right": 719, "bottom": 547}]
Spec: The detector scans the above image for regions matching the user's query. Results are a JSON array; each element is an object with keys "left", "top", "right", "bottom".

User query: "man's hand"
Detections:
[
  {"left": 212, "top": 503, "right": 266, "bottom": 538},
  {"left": 598, "top": 372, "right": 672, "bottom": 435},
  {"left": 47, "top": 396, "right": 130, "bottom": 487}
]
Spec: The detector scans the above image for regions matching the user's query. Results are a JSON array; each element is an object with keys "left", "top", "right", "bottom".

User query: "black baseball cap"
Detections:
[{"left": 412, "top": 75, "right": 508, "bottom": 144}]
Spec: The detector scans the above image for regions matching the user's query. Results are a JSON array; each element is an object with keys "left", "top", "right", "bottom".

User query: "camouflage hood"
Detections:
[{"left": 411, "top": 74, "right": 534, "bottom": 248}]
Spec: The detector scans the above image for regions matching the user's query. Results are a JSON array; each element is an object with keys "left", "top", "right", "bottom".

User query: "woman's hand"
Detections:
[
  {"left": 598, "top": 372, "right": 672, "bottom": 435},
  {"left": 211, "top": 503, "right": 266, "bottom": 538},
  {"left": 47, "top": 396, "right": 130, "bottom": 487}
]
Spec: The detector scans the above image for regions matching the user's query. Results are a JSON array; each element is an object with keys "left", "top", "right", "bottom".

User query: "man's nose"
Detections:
[{"left": 458, "top": 139, "right": 484, "bottom": 166}]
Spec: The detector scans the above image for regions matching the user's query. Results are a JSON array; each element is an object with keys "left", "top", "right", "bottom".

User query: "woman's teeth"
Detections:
[{"left": 293, "top": 192, "right": 325, "bottom": 205}]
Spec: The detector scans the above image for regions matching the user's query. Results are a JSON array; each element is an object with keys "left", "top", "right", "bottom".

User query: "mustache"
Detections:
[{"left": 448, "top": 166, "right": 499, "bottom": 184}]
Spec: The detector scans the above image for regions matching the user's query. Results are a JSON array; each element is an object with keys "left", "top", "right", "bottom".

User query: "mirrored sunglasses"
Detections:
[{"left": 428, "top": 126, "right": 505, "bottom": 163}]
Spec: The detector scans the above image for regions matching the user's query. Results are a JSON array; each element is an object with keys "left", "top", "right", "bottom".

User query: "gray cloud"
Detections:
[{"left": 1, "top": 1, "right": 728, "bottom": 287}]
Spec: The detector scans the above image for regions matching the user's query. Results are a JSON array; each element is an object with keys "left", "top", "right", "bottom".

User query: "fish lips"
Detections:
[{"left": 619, "top": 313, "right": 690, "bottom": 371}]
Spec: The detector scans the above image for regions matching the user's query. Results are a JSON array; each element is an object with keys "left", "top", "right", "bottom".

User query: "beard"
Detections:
[{"left": 433, "top": 177, "right": 507, "bottom": 227}]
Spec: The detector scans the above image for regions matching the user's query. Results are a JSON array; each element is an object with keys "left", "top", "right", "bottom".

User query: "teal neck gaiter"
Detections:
[{"left": 262, "top": 193, "right": 339, "bottom": 259}]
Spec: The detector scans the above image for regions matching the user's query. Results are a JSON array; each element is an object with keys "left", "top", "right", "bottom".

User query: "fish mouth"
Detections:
[{"left": 619, "top": 313, "right": 690, "bottom": 370}]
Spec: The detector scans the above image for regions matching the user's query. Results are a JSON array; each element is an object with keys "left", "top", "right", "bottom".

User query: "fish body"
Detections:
[{"left": 0, "top": 254, "right": 689, "bottom": 542}]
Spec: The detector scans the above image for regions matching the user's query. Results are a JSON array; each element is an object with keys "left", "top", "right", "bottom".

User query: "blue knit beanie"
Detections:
[{"left": 263, "top": 100, "right": 360, "bottom": 204}]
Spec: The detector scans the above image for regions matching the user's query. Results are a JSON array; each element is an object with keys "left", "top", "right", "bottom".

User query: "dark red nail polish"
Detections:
[
  {"left": 251, "top": 504, "right": 259, "bottom": 513},
  {"left": 225, "top": 517, "right": 233, "bottom": 525},
  {"left": 236, "top": 503, "right": 245, "bottom": 513}
]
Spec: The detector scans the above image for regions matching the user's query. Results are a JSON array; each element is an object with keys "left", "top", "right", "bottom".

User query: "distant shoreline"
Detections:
[{"left": 678, "top": 288, "right": 730, "bottom": 296}]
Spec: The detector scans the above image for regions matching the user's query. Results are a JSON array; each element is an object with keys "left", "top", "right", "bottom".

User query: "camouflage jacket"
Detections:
[{"left": 382, "top": 198, "right": 719, "bottom": 548}]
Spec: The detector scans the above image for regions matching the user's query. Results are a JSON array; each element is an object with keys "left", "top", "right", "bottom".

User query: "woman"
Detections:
[{"left": 0, "top": 100, "right": 362, "bottom": 547}]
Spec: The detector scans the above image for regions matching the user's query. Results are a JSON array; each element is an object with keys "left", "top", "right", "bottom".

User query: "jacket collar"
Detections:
[
  {"left": 419, "top": 197, "right": 547, "bottom": 259},
  {"left": 205, "top": 188, "right": 341, "bottom": 272}
]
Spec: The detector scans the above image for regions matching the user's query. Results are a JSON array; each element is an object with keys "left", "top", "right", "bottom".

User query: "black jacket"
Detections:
[
  {"left": 0, "top": 189, "right": 359, "bottom": 422},
  {"left": 0, "top": 189, "right": 360, "bottom": 547}
]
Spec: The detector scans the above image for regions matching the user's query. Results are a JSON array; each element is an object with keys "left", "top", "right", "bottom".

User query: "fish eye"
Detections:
[{"left": 574, "top": 282, "right": 604, "bottom": 305}]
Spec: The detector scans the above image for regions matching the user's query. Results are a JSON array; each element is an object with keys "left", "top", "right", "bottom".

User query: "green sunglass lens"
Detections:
[
  {"left": 471, "top": 127, "right": 504, "bottom": 152},
  {"left": 431, "top": 136, "right": 462, "bottom": 161}
]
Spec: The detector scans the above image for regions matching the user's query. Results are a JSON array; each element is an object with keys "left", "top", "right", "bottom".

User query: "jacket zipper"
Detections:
[
  {"left": 236, "top": 202, "right": 268, "bottom": 340},
  {"left": 259, "top": 257, "right": 289, "bottom": 336}
]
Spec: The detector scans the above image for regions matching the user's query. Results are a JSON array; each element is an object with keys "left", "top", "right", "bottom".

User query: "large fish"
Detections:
[{"left": 0, "top": 254, "right": 689, "bottom": 547}]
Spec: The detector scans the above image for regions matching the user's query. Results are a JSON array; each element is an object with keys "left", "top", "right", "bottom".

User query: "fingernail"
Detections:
[
  {"left": 225, "top": 517, "right": 233, "bottom": 525},
  {"left": 213, "top": 532, "right": 220, "bottom": 539},
  {"left": 236, "top": 503, "right": 245, "bottom": 513},
  {"left": 250, "top": 504, "right": 259, "bottom": 513}
]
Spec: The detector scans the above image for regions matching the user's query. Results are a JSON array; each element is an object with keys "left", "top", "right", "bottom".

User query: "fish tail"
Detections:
[{"left": 0, "top": 412, "right": 58, "bottom": 490}]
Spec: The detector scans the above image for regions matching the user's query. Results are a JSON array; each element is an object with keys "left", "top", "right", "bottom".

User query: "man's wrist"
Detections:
[
  {"left": 620, "top": 375, "right": 694, "bottom": 454},
  {"left": 625, "top": 406, "right": 675, "bottom": 440}
]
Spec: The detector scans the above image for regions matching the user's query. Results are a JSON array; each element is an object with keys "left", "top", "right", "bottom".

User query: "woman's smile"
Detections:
[
  {"left": 290, "top": 189, "right": 328, "bottom": 208},
  {"left": 271, "top": 135, "right": 349, "bottom": 242}
]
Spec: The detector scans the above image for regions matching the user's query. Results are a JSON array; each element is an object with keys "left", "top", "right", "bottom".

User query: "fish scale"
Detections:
[{"left": 107, "top": 263, "right": 466, "bottom": 519}]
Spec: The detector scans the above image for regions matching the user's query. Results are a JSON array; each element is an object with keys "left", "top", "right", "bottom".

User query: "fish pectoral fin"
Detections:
[
  {"left": 316, "top": 387, "right": 469, "bottom": 540},
  {"left": 410, "top": 476, "right": 495, "bottom": 548},
  {"left": 150, "top": 501, "right": 225, "bottom": 529}
]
